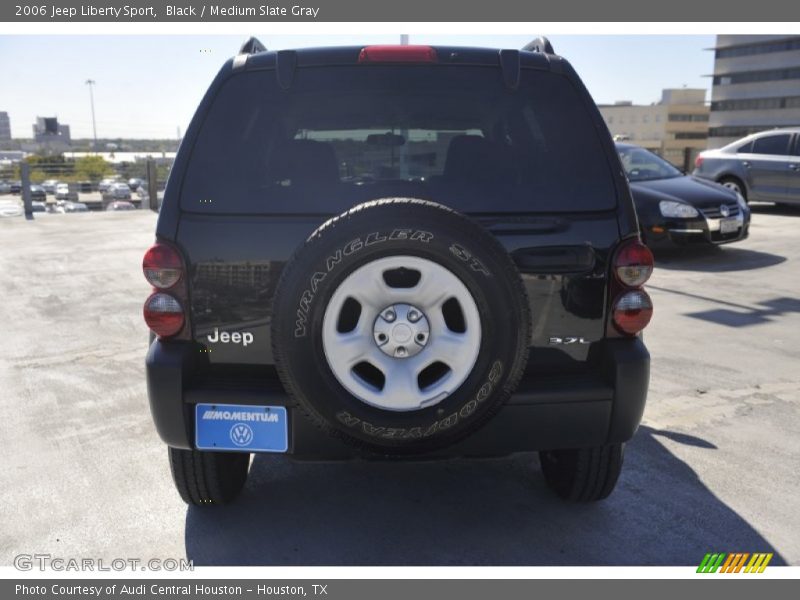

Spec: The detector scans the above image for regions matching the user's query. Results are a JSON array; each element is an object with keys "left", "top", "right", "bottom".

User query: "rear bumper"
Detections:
[{"left": 146, "top": 338, "right": 650, "bottom": 458}]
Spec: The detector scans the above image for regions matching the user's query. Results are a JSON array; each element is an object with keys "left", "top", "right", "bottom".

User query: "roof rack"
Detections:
[
  {"left": 523, "top": 36, "right": 555, "bottom": 55},
  {"left": 239, "top": 37, "right": 267, "bottom": 55}
]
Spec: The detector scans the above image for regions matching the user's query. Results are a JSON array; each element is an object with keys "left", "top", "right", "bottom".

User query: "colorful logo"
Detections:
[{"left": 697, "top": 553, "right": 773, "bottom": 573}]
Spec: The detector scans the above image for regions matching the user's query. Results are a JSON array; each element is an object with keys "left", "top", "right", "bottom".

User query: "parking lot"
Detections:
[{"left": 1, "top": 205, "right": 798, "bottom": 566}]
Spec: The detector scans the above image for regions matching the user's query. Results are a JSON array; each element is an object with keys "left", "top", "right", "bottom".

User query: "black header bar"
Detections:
[{"left": 3, "top": 1, "right": 800, "bottom": 22}]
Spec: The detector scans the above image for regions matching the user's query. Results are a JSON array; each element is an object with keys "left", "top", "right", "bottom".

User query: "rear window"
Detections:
[{"left": 181, "top": 65, "right": 616, "bottom": 214}]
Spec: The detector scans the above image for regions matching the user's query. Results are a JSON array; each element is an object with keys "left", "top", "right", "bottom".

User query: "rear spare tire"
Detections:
[{"left": 271, "top": 199, "right": 530, "bottom": 453}]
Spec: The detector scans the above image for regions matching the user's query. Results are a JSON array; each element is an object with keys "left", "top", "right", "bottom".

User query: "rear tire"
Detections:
[
  {"left": 539, "top": 444, "right": 623, "bottom": 502},
  {"left": 168, "top": 448, "right": 250, "bottom": 506},
  {"left": 718, "top": 177, "right": 747, "bottom": 202}
]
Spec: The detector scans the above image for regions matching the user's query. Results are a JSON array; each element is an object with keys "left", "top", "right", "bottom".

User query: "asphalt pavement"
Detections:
[{"left": 0, "top": 204, "right": 798, "bottom": 566}]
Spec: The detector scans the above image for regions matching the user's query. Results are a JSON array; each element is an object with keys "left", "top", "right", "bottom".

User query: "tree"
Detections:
[
  {"left": 17, "top": 154, "right": 73, "bottom": 183},
  {"left": 73, "top": 155, "right": 113, "bottom": 182}
]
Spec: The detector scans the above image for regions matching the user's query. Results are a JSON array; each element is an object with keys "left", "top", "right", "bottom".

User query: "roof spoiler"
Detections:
[
  {"left": 233, "top": 36, "right": 267, "bottom": 69},
  {"left": 523, "top": 36, "right": 555, "bottom": 55}
]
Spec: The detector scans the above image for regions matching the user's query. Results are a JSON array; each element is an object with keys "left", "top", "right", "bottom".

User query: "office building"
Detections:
[
  {"left": 32, "top": 116, "right": 71, "bottom": 149},
  {"left": 0, "top": 112, "right": 11, "bottom": 142},
  {"left": 708, "top": 35, "right": 800, "bottom": 148},
  {"left": 597, "top": 88, "right": 709, "bottom": 167}
]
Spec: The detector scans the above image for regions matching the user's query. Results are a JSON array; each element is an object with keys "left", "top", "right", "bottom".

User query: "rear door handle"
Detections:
[
  {"left": 790, "top": 164, "right": 799, "bottom": 171},
  {"left": 742, "top": 161, "right": 751, "bottom": 168}
]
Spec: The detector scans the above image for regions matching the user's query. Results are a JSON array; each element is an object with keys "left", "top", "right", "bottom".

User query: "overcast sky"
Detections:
[{"left": 0, "top": 34, "right": 716, "bottom": 139}]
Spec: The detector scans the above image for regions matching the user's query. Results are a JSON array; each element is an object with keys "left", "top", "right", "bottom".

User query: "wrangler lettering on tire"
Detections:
[{"left": 272, "top": 199, "right": 530, "bottom": 453}]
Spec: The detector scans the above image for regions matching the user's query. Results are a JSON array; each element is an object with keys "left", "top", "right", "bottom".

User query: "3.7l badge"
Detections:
[{"left": 549, "top": 336, "right": 591, "bottom": 345}]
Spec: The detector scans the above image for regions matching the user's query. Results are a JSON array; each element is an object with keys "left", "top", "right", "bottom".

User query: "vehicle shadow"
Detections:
[
  {"left": 652, "top": 246, "right": 786, "bottom": 273},
  {"left": 749, "top": 202, "right": 800, "bottom": 217},
  {"left": 647, "top": 285, "right": 800, "bottom": 328},
  {"left": 183, "top": 426, "right": 786, "bottom": 566},
  {"left": 683, "top": 296, "right": 800, "bottom": 328}
]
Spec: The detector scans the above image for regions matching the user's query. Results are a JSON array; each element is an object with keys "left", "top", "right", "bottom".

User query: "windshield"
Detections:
[
  {"left": 182, "top": 65, "right": 617, "bottom": 214},
  {"left": 617, "top": 146, "right": 682, "bottom": 182}
]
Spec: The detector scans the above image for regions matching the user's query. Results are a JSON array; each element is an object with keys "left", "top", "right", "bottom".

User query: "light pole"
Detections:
[{"left": 85, "top": 79, "right": 97, "bottom": 151}]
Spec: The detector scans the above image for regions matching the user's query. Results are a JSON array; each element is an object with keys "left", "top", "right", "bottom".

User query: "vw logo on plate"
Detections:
[
  {"left": 720, "top": 204, "right": 730, "bottom": 217},
  {"left": 230, "top": 423, "right": 254, "bottom": 447}
]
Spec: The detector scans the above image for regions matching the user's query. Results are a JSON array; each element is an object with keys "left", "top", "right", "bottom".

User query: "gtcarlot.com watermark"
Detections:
[{"left": 14, "top": 554, "right": 193, "bottom": 572}]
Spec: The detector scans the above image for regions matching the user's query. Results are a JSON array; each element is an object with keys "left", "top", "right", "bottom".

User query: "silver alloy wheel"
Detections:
[
  {"left": 722, "top": 180, "right": 743, "bottom": 195},
  {"left": 321, "top": 255, "right": 481, "bottom": 412}
]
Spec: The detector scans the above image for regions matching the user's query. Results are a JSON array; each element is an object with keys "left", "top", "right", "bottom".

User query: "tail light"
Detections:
[
  {"left": 143, "top": 242, "right": 182, "bottom": 289},
  {"left": 614, "top": 240, "right": 654, "bottom": 287},
  {"left": 358, "top": 46, "right": 437, "bottom": 63},
  {"left": 143, "top": 293, "right": 185, "bottom": 337},
  {"left": 609, "top": 239, "right": 654, "bottom": 337},
  {"left": 612, "top": 290, "right": 653, "bottom": 335},
  {"left": 143, "top": 241, "right": 190, "bottom": 340},
  {"left": 694, "top": 155, "right": 704, "bottom": 169}
]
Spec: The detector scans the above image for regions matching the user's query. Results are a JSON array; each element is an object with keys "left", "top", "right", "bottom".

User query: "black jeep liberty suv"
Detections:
[{"left": 143, "top": 38, "right": 653, "bottom": 506}]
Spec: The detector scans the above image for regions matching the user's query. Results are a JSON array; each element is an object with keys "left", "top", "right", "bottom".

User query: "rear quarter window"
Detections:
[
  {"left": 180, "top": 64, "right": 617, "bottom": 214},
  {"left": 751, "top": 134, "right": 791, "bottom": 156}
]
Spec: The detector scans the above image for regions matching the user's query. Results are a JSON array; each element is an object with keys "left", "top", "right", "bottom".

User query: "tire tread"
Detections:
[
  {"left": 168, "top": 448, "right": 249, "bottom": 506},
  {"left": 540, "top": 444, "right": 624, "bottom": 502}
]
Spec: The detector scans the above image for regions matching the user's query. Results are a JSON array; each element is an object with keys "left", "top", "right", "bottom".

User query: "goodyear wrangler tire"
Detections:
[{"left": 272, "top": 199, "right": 530, "bottom": 453}]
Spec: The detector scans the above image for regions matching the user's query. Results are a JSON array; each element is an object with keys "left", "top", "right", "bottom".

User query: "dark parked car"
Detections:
[
  {"left": 144, "top": 39, "right": 653, "bottom": 506},
  {"left": 617, "top": 143, "right": 750, "bottom": 247},
  {"left": 694, "top": 128, "right": 800, "bottom": 206},
  {"left": 29, "top": 185, "right": 46, "bottom": 202},
  {"left": 10, "top": 181, "right": 22, "bottom": 194}
]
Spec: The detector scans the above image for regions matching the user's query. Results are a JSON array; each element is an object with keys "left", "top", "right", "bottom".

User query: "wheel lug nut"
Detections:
[
  {"left": 408, "top": 310, "right": 421, "bottom": 322},
  {"left": 383, "top": 309, "right": 396, "bottom": 322},
  {"left": 395, "top": 346, "right": 407, "bottom": 357}
]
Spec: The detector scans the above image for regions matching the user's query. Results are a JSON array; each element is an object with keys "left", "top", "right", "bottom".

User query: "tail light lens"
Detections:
[
  {"left": 358, "top": 45, "right": 437, "bottom": 63},
  {"left": 694, "top": 155, "right": 704, "bottom": 169},
  {"left": 143, "top": 292, "right": 185, "bottom": 337},
  {"left": 143, "top": 242, "right": 182, "bottom": 289},
  {"left": 609, "top": 238, "right": 654, "bottom": 337},
  {"left": 143, "top": 241, "right": 190, "bottom": 340},
  {"left": 612, "top": 290, "right": 653, "bottom": 335},
  {"left": 614, "top": 240, "right": 654, "bottom": 287}
]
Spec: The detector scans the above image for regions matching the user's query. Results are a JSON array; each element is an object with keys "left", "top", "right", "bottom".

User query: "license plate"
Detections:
[
  {"left": 720, "top": 218, "right": 740, "bottom": 234},
  {"left": 195, "top": 404, "right": 288, "bottom": 453}
]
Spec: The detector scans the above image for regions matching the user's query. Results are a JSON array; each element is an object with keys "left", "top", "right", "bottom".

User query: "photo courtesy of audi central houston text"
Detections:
[{"left": 2, "top": 33, "right": 799, "bottom": 567}]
